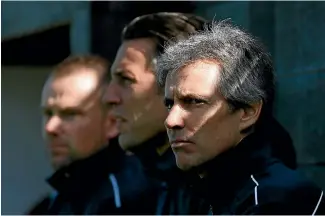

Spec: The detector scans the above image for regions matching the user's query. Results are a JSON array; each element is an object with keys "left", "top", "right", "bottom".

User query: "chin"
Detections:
[
  {"left": 175, "top": 154, "right": 196, "bottom": 171},
  {"left": 118, "top": 134, "right": 141, "bottom": 151},
  {"left": 52, "top": 160, "right": 68, "bottom": 170},
  {"left": 175, "top": 151, "right": 209, "bottom": 171},
  {"left": 50, "top": 154, "right": 72, "bottom": 170},
  {"left": 176, "top": 162, "right": 193, "bottom": 171}
]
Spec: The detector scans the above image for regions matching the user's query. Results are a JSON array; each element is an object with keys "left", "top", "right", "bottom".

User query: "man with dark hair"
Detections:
[
  {"left": 28, "top": 55, "right": 157, "bottom": 215},
  {"left": 157, "top": 20, "right": 325, "bottom": 214},
  {"left": 105, "top": 12, "right": 211, "bottom": 214}
]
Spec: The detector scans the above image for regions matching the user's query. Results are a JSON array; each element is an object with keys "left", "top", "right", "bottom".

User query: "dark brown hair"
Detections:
[{"left": 122, "top": 12, "right": 208, "bottom": 55}]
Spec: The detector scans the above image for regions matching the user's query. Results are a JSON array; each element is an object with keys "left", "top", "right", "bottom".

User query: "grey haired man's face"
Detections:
[{"left": 163, "top": 60, "right": 245, "bottom": 171}]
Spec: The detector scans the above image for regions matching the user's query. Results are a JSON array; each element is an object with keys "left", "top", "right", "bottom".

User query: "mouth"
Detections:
[
  {"left": 170, "top": 140, "right": 194, "bottom": 149},
  {"left": 113, "top": 115, "right": 128, "bottom": 131},
  {"left": 49, "top": 142, "right": 66, "bottom": 149},
  {"left": 111, "top": 113, "right": 127, "bottom": 122},
  {"left": 49, "top": 144, "right": 68, "bottom": 156}
]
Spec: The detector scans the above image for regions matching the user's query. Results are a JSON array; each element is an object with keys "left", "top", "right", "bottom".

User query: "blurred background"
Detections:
[{"left": 1, "top": 1, "right": 325, "bottom": 214}]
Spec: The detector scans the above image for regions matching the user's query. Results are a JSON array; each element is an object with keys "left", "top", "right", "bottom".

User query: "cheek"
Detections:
[
  {"left": 191, "top": 108, "right": 236, "bottom": 149},
  {"left": 120, "top": 87, "right": 143, "bottom": 115},
  {"left": 64, "top": 119, "right": 92, "bottom": 143},
  {"left": 185, "top": 108, "right": 217, "bottom": 136},
  {"left": 69, "top": 126, "right": 99, "bottom": 156},
  {"left": 135, "top": 75, "right": 159, "bottom": 98},
  {"left": 201, "top": 114, "right": 240, "bottom": 153},
  {"left": 131, "top": 83, "right": 163, "bottom": 116}
]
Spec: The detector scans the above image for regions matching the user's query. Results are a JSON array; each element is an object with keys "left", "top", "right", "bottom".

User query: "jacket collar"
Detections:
[
  {"left": 189, "top": 132, "right": 277, "bottom": 211},
  {"left": 130, "top": 132, "right": 169, "bottom": 168},
  {"left": 47, "top": 137, "right": 125, "bottom": 196},
  {"left": 131, "top": 132, "right": 189, "bottom": 185}
]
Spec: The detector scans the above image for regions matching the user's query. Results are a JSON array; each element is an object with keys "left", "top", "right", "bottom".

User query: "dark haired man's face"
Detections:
[
  {"left": 105, "top": 38, "right": 168, "bottom": 150},
  {"left": 164, "top": 60, "right": 252, "bottom": 171}
]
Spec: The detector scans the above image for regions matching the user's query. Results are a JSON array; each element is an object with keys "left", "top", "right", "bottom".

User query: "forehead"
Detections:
[
  {"left": 165, "top": 60, "right": 221, "bottom": 96},
  {"left": 111, "top": 38, "right": 156, "bottom": 71},
  {"left": 41, "top": 68, "right": 100, "bottom": 108}
]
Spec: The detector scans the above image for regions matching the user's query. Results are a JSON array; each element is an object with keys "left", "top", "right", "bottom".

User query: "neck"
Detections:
[
  {"left": 195, "top": 132, "right": 264, "bottom": 179},
  {"left": 47, "top": 138, "right": 124, "bottom": 193},
  {"left": 130, "top": 131, "right": 186, "bottom": 183},
  {"left": 189, "top": 132, "right": 273, "bottom": 211},
  {"left": 130, "top": 131, "right": 169, "bottom": 157}
]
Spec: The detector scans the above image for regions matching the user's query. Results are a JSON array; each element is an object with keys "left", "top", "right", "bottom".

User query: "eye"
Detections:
[
  {"left": 164, "top": 98, "right": 174, "bottom": 111},
  {"left": 60, "top": 109, "right": 80, "bottom": 120},
  {"left": 121, "top": 75, "right": 132, "bottom": 81},
  {"left": 183, "top": 97, "right": 205, "bottom": 105},
  {"left": 43, "top": 109, "right": 53, "bottom": 118},
  {"left": 115, "top": 73, "right": 135, "bottom": 86}
]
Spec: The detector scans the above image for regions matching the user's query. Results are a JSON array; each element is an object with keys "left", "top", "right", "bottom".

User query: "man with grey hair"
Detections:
[{"left": 157, "top": 20, "right": 325, "bottom": 214}]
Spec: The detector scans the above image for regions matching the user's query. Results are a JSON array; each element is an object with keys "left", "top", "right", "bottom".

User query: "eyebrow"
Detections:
[
  {"left": 41, "top": 105, "right": 83, "bottom": 113},
  {"left": 176, "top": 91, "right": 209, "bottom": 101}
]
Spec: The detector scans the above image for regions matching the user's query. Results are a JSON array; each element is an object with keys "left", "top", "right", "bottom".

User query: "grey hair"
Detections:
[{"left": 157, "top": 19, "right": 275, "bottom": 115}]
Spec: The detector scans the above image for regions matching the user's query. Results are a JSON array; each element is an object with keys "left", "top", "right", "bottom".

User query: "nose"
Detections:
[
  {"left": 165, "top": 105, "right": 185, "bottom": 130},
  {"left": 45, "top": 115, "right": 62, "bottom": 136},
  {"left": 104, "top": 82, "right": 121, "bottom": 108}
]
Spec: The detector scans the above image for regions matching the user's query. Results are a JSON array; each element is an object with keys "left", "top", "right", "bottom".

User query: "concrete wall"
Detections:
[
  {"left": 1, "top": 1, "right": 91, "bottom": 54},
  {"left": 1, "top": 2, "right": 91, "bottom": 213},
  {"left": 2, "top": 67, "right": 53, "bottom": 214},
  {"left": 195, "top": 2, "right": 251, "bottom": 29},
  {"left": 195, "top": 2, "right": 275, "bottom": 54},
  {"left": 195, "top": 2, "right": 325, "bottom": 189},
  {"left": 274, "top": 2, "right": 325, "bottom": 188}
]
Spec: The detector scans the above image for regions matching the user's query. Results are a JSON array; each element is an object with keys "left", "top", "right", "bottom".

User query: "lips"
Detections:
[
  {"left": 111, "top": 113, "right": 127, "bottom": 122},
  {"left": 116, "top": 117, "right": 126, "bottom": 123},
  {"left": 49, "top": 142, "right": 66, "bottom": 149},
  {"left": 170, "top": 138, "right": 193, "bottom": 144},
  {"left": 49, "top": 144, "right": 68, "bottom": 156},
  {"left": 113, "top": 116, "right": 128, "bottom": 132},
  {"left": 170, "top": 139, "right": 194, "bottom": 149}
]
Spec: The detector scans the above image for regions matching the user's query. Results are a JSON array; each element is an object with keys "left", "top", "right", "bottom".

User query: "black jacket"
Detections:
[
  {"left": 27, "top": 138, "right": 159, "bottom": 215},
  {"left": 189, "top": 131, "right": 325, "bottom": 215},
  {"left": 132, "top": 132, "right": 210, "bottom": 215},
  {"left": 269, "top": 117, "right": 297, "bottom": 169}
]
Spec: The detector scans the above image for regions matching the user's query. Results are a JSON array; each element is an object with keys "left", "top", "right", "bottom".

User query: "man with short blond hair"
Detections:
[
  {"left": 42, "top": 55, "right": 117, "bottom": 170},
  {"left": 28, "top": 55, "right": 157, "bottom": 215}
]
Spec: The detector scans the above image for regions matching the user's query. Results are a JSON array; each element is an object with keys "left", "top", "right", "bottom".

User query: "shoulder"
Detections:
[
  {"left": 96, "top": 154, "right": 160, "bottom": 198},
  {"left": 117, "top": 154, "right": 161, "bottom": 196},
  {"left": 25, "top": 193, "right": 54, "bottom": 214},
  {"left": 237, "top": 163, "right": 325, "bottom": 215},
  {"left": 92, "top": 155, "right": 160, "bottom": 214}
]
